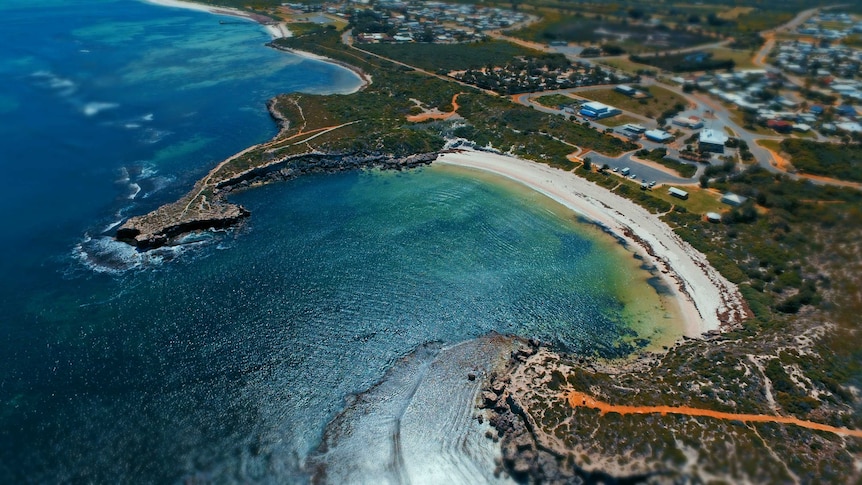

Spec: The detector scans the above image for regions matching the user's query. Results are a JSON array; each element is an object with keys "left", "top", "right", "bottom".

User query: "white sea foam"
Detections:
[
  {"left": 127, "top": 183, "right": 141, "bottom": 200},
  {"left": 141, "top": 128, "right": 171, "bottom": 144},
  {"left": 142, "top": 113, "right": 154, "bottom": 122},
  {"left": 138, "top": 163, "right": 158, "bottom": 179},
  {"left": 73, "top": 233, "right": 210, "bottom": 274},
  {"left": 124, "top": 123, "right": 141, "bottom": 129},
  {"left": 82, "top": 102, "right": 119, "bottom": 117},
  {"left": 31, "top": 70, "right": 77, "bottom": 96}
]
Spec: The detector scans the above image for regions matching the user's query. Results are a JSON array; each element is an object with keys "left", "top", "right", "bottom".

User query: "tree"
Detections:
[{"left": 582, "top": 157, "right": 593, "bottom": 171}]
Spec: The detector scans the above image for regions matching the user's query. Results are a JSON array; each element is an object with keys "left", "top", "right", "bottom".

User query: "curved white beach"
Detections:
[{"left": 437, "top": 149, "right": 748, "bottom": 336}]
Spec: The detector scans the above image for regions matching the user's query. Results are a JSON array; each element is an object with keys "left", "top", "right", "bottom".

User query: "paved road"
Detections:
[{"left": 341, "top": 20, "right": 858, "bottom": 190}]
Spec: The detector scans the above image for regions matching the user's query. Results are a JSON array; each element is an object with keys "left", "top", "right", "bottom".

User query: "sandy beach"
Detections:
[{"left": 437, "top": 149, "right": 749, "bottom": 336}]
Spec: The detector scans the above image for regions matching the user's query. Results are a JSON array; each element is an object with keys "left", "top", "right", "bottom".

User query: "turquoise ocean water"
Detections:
[{"left": 0, "top": 1, "right": 677, "bottom": 482}]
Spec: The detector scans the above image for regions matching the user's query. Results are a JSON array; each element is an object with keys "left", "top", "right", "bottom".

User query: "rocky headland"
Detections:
[{"left": 116, "top": 99, "right": 440, "bottom": 250}]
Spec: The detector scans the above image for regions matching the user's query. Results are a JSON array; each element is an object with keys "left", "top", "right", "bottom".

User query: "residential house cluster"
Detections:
[
  {"left": 451, "top": 62, "right": 625, "bottom": 95},
  {"left": 772, "top": 40, "right": 861, "bottom": 82},
  {"left": 796, "top": 12, "right": 862, "bottom": 42},
  {"left": 680, "top": 70, "right": 828, "bottom": 134},
  {"left": 350, "top": 1, "right": 532, "bottom": 44}
]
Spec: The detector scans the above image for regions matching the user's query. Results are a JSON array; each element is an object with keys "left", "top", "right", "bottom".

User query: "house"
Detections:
[
  {"left": 698, "top": 129, "right": 729, "bottom": 153},
  {"left": 645, "top": 129, "right": 673, "bottom": 143},
  {"left": 836, "top": 121, "right": 862, "bottom": 133},
  {"left": 837, "top": 104, "right": 857, "bottom": 117},
  {"left": 721, "top": 192, "right": 747, "bottom": 206},
  {"left": 621, "top": 123, "right": 647, "bottom": 134},
  {"left": 767, "top": 119, "right": 794, "bottom": 133},
  {"left": 809, "top": 105, "right": 825, "bottom": 115},
  {"left": 579, "top": 101, "right": 621, "bottom": 119},
  {"left": 615, "top": 85, "right": 638, "bottom": 97},
  {"left": 672, "top": 116, "right": 704, "bottom": 129}
]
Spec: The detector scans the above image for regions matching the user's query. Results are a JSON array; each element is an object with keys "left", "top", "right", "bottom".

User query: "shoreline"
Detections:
[
  {"left": 140, "top": 0, "right": 369, "bottom": 93},
  {"left": 436, "top": 149, "right": 749, "bottom": 336},
  {"left": 141, "top": 0, "right": 292, "bottom": 39}
]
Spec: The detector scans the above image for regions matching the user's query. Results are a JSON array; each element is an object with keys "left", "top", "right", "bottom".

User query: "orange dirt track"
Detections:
[
  {"left": 564, "top": 390, "right": 862, "bottom": 438},
  {"left": 406, "top": 93, "right": 462, "bottom": 122}
]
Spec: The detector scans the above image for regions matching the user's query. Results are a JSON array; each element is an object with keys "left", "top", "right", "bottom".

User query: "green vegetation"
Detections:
[
  {"left": 358, "top": 40, "right": 543, "bottom": 72},
  {"left": 779, "top": 139, "right": 862, "bottom": 183},
  {"left": 505, "top": 11, "right": 714, "bottom": 54},
  {"left": 535, "top": 94, "right": 575, "bottom": 109},
  {"left": 272, "top": 27, "right": 636, "bottom": 166},
  {"left": 630, "top": 51, "right": 735, "bottom": 73},
  {"left": 208, "top": 14, "right": 862, "bottom": 482},
  {"left": 600, "top": 114, "right": 644, "bottom": 127},
  {"left": 704, "top": 47, "right": 759, "bottom": 69}
]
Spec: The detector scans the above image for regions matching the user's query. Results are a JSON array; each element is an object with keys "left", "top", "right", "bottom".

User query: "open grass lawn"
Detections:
[
  {"left": 597, "top": 173, "right": 723, "bottom": 214},
  {"left": 579, "top": 86, "right": 687, "bottom": 119},
  {"left": 705, "top": 47, "right": 759, "bottom": 69},
  {"left": 757, "top": 139, "right": 781, "bottom": 151},
  {"left": 655, "top": 184, "right": 724, "bottom": 214},
  {"left": 535, "top": 94, "right": 576, "bottom": 109},
  {"left": 601, "top": 114, "right": 644, "bottom": 127},
  {"left": 734, "top": 10, "right": 794, "bottom": 33},
  {"left": 717, "top": 7, "right": 755, "bottom": 20},
  {"left": 599, "top": 57, "right": 658, "bottom": 75}
]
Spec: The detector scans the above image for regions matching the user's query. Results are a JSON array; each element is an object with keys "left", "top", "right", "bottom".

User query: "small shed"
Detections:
[
  {"left": 706, "top": 212, "right": 722, "bottom": 223},
  {"left": 721, "top": 192, "right": 747, "bottom": 206},
  {"left": 669, "top": 187, "right": 689, "bottom": 200}
]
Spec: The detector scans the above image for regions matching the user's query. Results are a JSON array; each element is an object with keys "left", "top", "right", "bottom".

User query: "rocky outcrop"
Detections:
[
  {"left": 116, "top": 202, "right": 249, "bottom": 250},
  {"left": 480, "top": 342, "right": 667, "bottom": 484},
  {"left": 116, "top": 151, "right": 439, "bottom": 250}
]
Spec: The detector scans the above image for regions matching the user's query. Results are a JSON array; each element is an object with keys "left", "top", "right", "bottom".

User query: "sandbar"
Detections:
[{"left": 437, "top": 148, "right": 749, "bottom": 336}]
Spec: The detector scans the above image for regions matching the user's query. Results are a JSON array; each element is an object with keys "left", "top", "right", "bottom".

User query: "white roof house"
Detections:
[
  {"left": 645, "top": 129, "right": 673, "bottom": 142},
  {"left": 700, "top": 129, "right": 729, "bottom": 145}
]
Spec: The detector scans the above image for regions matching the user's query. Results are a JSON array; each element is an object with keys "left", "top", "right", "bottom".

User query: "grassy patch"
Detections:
[
  {"left": 601, "top": 114, "right": 644, "bottom": 127},
  {"left": 599, "top": 57, "right": 657, "bottom": 75},
  {"left": 717, "top": 7, "right": 755, "bottom": 20},
  {"left": 358, "top": 40, "right": 543, "bottom": 72},
  {"left": 630, "top": 51, "right": 735, "bottom": 73},
  {"left": 578, "top": 86, "right": 688, "bottom": 119},
  {"left": 535, "top": 94, "right": 577, "bottom": 109},
  {"left": 704, "top": 47, "right": 759, "bottom": 70}
]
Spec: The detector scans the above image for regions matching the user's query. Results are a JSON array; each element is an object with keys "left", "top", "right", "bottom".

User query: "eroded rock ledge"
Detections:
[
  {"left": 480, "top": 342, "right": 671, "bottom": 484},
  {"left": 116, "top": 150, "right": 440, "bottom": 250}
]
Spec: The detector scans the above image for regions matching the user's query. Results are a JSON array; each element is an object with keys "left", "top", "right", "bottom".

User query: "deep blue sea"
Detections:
[{"left": 0, "top": 1, "right": 678, "bottom": 482}]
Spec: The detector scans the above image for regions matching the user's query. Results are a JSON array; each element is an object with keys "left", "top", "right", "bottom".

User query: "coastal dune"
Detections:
[{"left": 437, "top": 149, "right": 749, "bottom": 335}]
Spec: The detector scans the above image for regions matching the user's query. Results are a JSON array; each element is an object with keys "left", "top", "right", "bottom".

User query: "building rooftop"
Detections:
[{"left": 699, "top": 129, "right": 729, "bottom": 145}]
